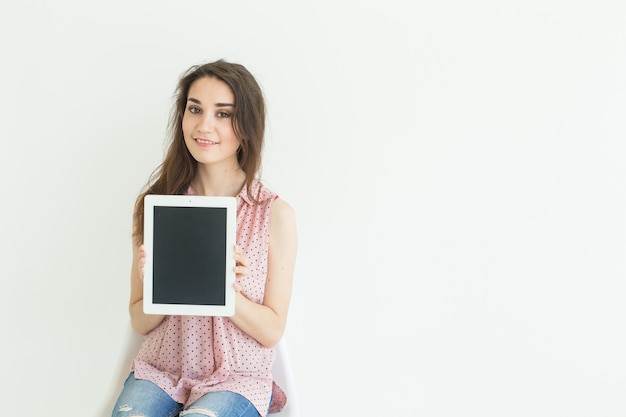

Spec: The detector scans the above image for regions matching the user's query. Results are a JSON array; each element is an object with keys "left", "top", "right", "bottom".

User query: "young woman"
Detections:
[{"left": 111, "top": 60, "right": 297, "bottom": 417}]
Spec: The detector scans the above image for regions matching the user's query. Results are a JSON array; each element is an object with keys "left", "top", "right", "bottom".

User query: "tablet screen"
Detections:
[{"left": 152, "top": 206, "right": 227, "bottom": 306}]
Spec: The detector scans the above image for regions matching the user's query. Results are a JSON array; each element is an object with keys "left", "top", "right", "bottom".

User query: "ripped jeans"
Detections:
[{"left": 111, "top": 372, "right": 261, "bottom": 417}]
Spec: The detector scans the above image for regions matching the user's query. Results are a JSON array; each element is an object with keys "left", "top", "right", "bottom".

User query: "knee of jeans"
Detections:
[
  {"left": 179, "top": 408, "right": 217, "bottom": 417},
  {"left": 114, "top": 404, "right": 145, "bottom": 416}
]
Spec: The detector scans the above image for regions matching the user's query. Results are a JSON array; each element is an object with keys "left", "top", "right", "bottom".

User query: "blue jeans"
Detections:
[{"left": 112, "top": 372, "right": 261, "bottom": 417}]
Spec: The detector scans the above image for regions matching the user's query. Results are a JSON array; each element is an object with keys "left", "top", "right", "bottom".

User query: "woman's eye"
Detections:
[
  {"left": 217, "top": 111, "right": 231, "bottom": 118},
  {"left": 188, "top": 106, "right": 201, "bottom": 114}
]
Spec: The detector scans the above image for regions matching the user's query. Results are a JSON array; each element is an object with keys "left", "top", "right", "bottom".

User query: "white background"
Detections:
[{"left": 1, "top": 1, "right": 625, "bottom": 416}]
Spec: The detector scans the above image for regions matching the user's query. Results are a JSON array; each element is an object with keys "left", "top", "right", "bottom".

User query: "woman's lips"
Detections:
[{"left": 195, "top": 138, "right": 218, "bottom": 146}]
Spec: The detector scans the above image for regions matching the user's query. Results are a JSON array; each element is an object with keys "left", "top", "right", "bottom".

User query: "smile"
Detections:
[{"left": 195, "top": 138, "right": 218, "bottom": 145}]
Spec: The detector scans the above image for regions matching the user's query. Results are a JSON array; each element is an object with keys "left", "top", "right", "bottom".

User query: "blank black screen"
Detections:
[{"left": 152, "top": 206, "right": 227, "bottom": 305}]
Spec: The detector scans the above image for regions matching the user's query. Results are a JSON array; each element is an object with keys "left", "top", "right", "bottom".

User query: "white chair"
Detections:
[
  {"left": 99, "top": 323, "right": 299, "bottom": 417},
  {"left": 269, "top": 335, "right": 300, "bottom": 417}
]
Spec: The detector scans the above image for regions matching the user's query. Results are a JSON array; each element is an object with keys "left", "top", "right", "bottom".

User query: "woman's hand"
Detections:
[
  {"left": 138, "top": 244, "right": 146, "bottom": 282},
  {"left": 129, "top": 243, "right": 164, "bottom": 335},
  {"left": 233, "top": 245, "right": 249, "bottom": 293}
]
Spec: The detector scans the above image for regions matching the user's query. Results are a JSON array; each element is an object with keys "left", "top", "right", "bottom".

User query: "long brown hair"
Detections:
[{"left": 132, "top": 59, "right": 266, "bottom": 245}]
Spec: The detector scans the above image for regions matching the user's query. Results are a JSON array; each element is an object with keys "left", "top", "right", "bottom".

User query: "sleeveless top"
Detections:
[{"left": 131, "top": 179, "right": 285, "bottom": 416}]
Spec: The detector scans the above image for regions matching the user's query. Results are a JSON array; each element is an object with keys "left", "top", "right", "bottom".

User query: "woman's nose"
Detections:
[{"left": 198, "top": 114, "right": 215, "bottom": 133}]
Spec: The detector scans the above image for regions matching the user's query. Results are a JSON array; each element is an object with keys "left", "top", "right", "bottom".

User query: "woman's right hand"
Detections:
[
  {"left": 129, "top": 243, "right": 165, "bottom": 335},
  {"left": 138, "top": 244, "right": 146, "bottom": 282}
]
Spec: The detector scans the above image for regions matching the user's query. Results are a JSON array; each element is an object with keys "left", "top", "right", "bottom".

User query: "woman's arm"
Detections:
[
  {"left": 229, "top": 198, "right": 298, "bottom": 348},
  {"left": 129, "top": 243, "right": 166, "bottom": 335}
]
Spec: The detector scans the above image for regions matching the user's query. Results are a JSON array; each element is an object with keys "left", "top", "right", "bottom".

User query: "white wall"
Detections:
[{"left": 1, "top": 0, "right": 625, "bottom": 415}]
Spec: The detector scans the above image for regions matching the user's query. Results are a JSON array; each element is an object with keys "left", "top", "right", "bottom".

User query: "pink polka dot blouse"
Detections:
[{"left": 132, "top": 180, "right": 285, "bottom": 416}]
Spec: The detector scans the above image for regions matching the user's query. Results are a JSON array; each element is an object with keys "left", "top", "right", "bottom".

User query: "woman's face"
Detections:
[{"left": 182, "top": 76, "right": 240, "bottom": 168}]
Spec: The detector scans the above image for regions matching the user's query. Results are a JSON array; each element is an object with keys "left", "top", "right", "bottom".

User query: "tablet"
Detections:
[{"left": 143, "top": 194, "right": 237, "bottom": 316}]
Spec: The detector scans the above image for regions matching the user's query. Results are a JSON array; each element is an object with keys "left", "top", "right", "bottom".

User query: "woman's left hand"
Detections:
[{"left": 233, "top": 245, "right": 249, "bottom": 293}]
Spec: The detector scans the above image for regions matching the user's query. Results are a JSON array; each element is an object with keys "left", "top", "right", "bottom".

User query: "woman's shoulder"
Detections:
[
  {"left": 243, "top": 179, "right": 277, "bottom": 204},
  {"left": 271, "top": 197, "right": 296, "bottom": 223}
]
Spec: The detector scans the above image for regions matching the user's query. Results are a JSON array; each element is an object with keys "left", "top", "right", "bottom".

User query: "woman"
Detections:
[{"left": 112, "top": 60, "right": 297, "bottom": 417}]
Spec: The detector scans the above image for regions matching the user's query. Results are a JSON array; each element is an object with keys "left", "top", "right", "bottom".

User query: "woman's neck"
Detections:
[{"left": 192, "top": 163, "right": 246, "bottom": 197}]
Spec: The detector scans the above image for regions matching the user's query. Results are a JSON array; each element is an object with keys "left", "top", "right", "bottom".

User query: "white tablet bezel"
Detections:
[{"left": 143, "top": 194, "right": 237, "bottom": 316}]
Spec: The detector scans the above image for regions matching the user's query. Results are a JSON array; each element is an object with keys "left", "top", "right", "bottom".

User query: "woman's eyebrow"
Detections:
[{"left": 187, "top": 97, "right": 234, "bottom": 107}]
